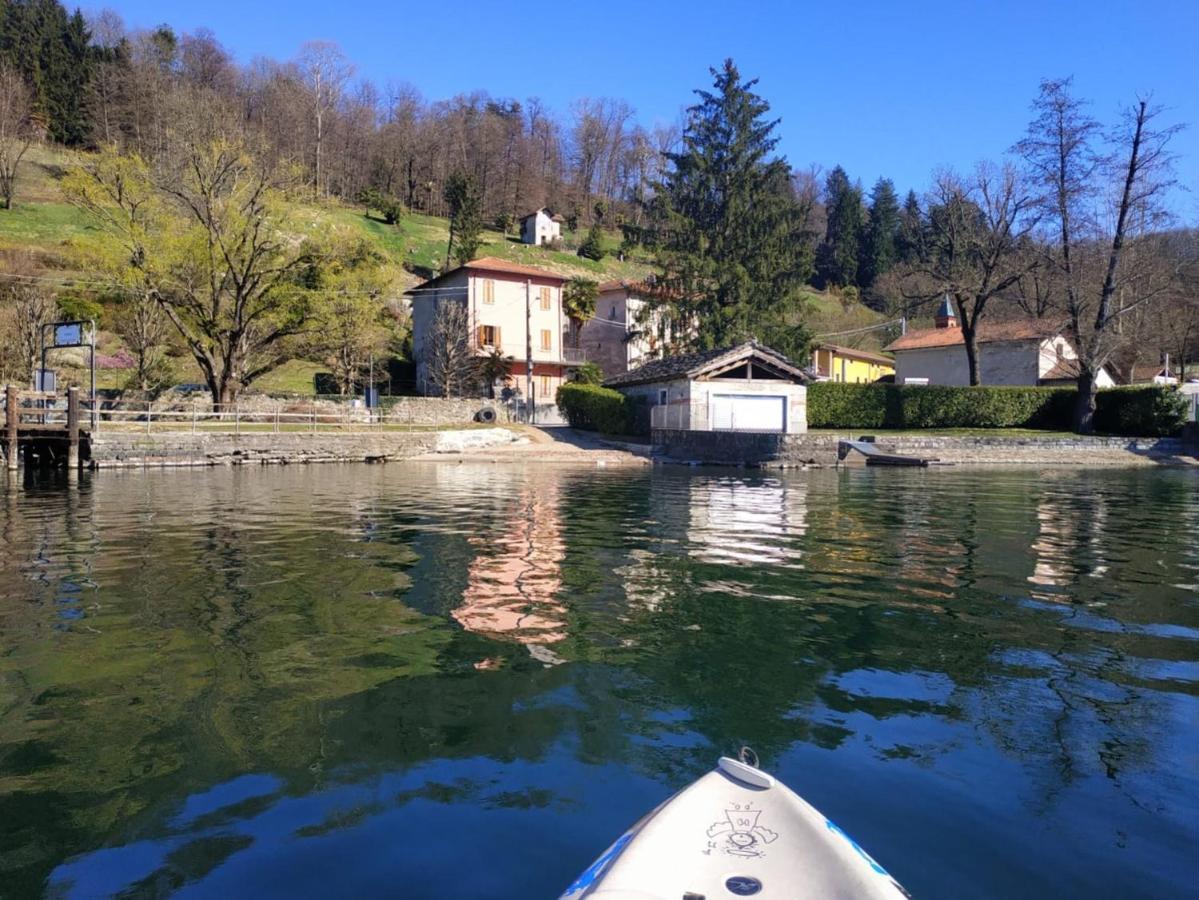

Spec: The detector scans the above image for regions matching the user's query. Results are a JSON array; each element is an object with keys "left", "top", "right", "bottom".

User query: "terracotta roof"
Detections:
[
  {"left": 418, "top": 256, "right": 567, "bottom": 289},
  {"left": 1040, "top": 359, "right": 1084, "bottom": 381},
  {"left": 597, "top": 277, "right": 679, "bottom": 301},
  {"left": 815, "top": 343, "right": 894, "bottom": 367},
  {"left": 1128, "top": 364, "right": 1170, "bottom": 383},
  {"left": 604, "top": 340, "right": 808, "bottom": 388},
  {"left": 885, "top": 319, "right": 1062, "bottom": 352}
]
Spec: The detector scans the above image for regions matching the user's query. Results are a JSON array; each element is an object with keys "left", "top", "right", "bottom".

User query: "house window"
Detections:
[
  {"left": 658, "top": 389, "right": 667, "bottom": 405},
  {"left": 539, "top": 374, "right": 551, "bottom": 397},
  {"left": 540, "top": 286, "right": 551, "bottom": 310},
  {"left": 540, "top": 329, "right": 552, "bottom": 351},
  {"left": 478, "top": 325, "right": 499, "bottom": 347},
  {"left": 482, "top": 279, "right": 495, "bottom": 304}
]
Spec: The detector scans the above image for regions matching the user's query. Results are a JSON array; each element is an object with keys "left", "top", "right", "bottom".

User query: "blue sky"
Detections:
[{"left": 98, "top": 0, "right": 1198, "bottom": 215}]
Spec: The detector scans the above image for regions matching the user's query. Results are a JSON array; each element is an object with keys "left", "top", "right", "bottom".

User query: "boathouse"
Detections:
[{"left": 605, "top": 341, "right": 809, "bottom": 434}]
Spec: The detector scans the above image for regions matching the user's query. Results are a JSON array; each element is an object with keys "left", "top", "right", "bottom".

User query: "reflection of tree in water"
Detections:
[{"left": 2, "top": 465, "right": 1199, "bottom": 895}]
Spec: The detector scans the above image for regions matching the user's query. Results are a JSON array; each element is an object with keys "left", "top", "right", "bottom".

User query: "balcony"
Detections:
[{"left": 562, "top": 347, "right": 587, "bottom": 364}]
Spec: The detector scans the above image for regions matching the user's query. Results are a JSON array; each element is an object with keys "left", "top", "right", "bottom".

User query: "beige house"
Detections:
[
  {"left": 607, "top": 341, "right": 809, "bottom": 434},
  {"left": 411, "top": 257, "right": 576, "bottom": 401},
  {"left": 884, "top": 301, "right": 1116, "bottom": 387},
  {"left": 578, "top": 279, "right": 683, "bottom": 379},
  {"left": 519, "top": 208, "right": 564, "bottom": 245}
]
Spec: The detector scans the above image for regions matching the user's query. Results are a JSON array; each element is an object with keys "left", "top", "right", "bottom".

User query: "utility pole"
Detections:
[{"left": 525, "top": 278, "right": 533, "bottom": 422}]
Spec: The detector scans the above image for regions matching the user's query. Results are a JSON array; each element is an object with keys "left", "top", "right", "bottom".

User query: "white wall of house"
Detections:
[
  {"left": 894, "top": 336, "right": 1116, "bottom": 387},
  {"left": 520, "top": 210, "right": 561, "bottom": 245},
  {"left": 414, "top": 268, "right": 569, "bottom": 397},
  {"left": 579, "top": 288, "right": 671, "bottom": 378},
  {"left": 621, "top": 375, "right": 807, "bottom": 434},
  {"left": 896, "top": 339, "right": 1044, "bottom": 386}
]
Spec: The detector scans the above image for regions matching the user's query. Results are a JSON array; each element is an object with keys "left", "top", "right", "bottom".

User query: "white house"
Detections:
[
  {"left": 577, "top": 279, "right": 680, "bottom": 379},
  {"left": 411, "top": 257, "right": 577, "bottom": 402},
  {"left": 884, "top": 299, "right": 1116, "bottom": 387},
  {"left": 519, "top": 208, "right": 564, "bottom": 246},
  {"left": 606, "top": 341, "right": 809, "bottom": 434}
]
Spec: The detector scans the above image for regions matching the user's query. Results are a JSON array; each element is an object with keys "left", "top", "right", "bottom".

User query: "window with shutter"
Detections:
[
  {"left": 482, "top": 279, "right": 495, "bottom": 304},
  {"left": 540, "top": 329, "right": 552, "bottom": 351},
  {"left": 540, "top": 286, "right": 551, "bottom": 310},
  {"left": 478, "top": 325, "right": 498, "bottom": 347}
]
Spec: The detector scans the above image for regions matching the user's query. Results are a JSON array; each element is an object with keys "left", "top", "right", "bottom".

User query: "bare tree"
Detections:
[
  {"left": 1017, "top": 79, "right": 1182, "bottom": 432},
  {"left": 0, "top": 273, "right": 55, "bottom": 387},
  {"left": 903, "top": 163, "right": 1038, "bottom": 384},
  {"left": 296, "top": 41, "right": 353, "bottom": 197},
  {"left": 112, "top": 291, "right": 172, "bottom": 391},
  {"left": 0, "top": 64, "right": 40, "bottom": 210},
  {"left": 422, "top": 301, "right": 476, "bottom": 397}
]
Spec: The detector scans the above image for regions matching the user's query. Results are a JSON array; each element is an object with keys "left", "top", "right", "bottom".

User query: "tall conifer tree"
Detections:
[
  {"left": 816, "top": 166, "right": 864, "bottom": 287},
  {"left": 633, "top": 59, "right": 814, "bottom": 358},
  {"left": 861, "top": 177, "right": 900, "bottom": 287}
]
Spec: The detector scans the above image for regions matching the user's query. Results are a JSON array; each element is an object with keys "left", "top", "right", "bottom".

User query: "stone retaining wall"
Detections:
[
  {"left": 653, "top": 429, "right": 1197, "bottom": 468},
  {"left": 89, "top": 427, "right": 520, "bottom": 468}
]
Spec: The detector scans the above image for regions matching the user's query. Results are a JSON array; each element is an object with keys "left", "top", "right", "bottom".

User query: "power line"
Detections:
[{"left": 815, "top": 318, "right": 904, "bottom": 340}]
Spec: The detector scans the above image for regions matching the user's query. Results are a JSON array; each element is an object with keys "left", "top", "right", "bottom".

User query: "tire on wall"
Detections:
[{"left": 475, "top": 407, "right": 497, "bottom": 424}]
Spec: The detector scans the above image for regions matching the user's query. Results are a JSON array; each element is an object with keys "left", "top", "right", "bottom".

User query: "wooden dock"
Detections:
[{"left": 3, "top": 385, "right": 88, "bottom": 470}]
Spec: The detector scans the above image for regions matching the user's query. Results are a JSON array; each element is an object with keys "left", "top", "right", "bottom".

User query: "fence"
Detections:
[
  {"left": 82, "top": 399, "right": 512, "bottom": 434},
  {"left": 651, "top": 403, "right": 693, "bottom": 431}
]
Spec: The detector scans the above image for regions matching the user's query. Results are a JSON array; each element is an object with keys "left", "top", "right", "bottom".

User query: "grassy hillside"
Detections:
[
  {"left": 0, "top": 145, "right": 654, "bottom": 285},
  {"left": 1, "top": 146, "right": 895, "bottom": 395}
]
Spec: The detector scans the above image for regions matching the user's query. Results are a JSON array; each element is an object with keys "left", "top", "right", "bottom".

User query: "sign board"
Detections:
[
  {"left": 36, "top": 368, "right": 57, "bottom": 392},
  {"left": 51, "top": 322, "right": 88, "bottom": 348}
]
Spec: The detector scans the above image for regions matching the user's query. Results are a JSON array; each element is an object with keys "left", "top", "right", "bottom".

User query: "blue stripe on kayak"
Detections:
[
  {"left": 564, "top": 831, "right": 634, "bottom": 896},
  {"left": 825, "top": 819, "right": 889, "bottom": 876}
]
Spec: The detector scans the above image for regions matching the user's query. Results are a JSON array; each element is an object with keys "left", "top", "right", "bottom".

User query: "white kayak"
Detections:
[{"left": 560, "top": 754, "right": 909, "bottom": 899}]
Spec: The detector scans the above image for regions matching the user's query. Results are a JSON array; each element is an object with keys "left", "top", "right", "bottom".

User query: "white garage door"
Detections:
[{"left": 711, "top": 394, "right": 786, "bottom": 432}]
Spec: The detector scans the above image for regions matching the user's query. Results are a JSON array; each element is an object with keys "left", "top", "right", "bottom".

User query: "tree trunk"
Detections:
[
  {"left": 962, "top": 327, "right": 981, "bottom": 386},
  {"left": 1073, "top": 369, "right": 1097, "bottom": 434}
]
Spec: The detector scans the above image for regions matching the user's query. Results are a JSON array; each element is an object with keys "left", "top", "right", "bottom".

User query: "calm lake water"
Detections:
[{"left": 1, "top": 463, "right": 1198, "bottom": 899}]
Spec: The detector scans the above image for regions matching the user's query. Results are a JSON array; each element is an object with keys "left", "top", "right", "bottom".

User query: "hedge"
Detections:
[
  {"left": 807, "top": 382, "right": 1187, "bottom": 437},
  {"left": 555, "top": 382, "right": 647, "bottom": 435}
]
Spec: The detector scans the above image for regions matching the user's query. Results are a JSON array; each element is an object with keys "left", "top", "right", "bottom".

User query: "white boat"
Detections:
[{"left": 560, "top": 752, "right": 909, "bottom": 899}]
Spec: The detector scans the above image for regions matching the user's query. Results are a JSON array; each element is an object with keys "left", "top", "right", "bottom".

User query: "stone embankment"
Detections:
[
  {"left": 89, "top": 428, "right": 523, "bottom": 468},
  {"left": 653, "top": 429, "right": 1198, "bottom": 468}
]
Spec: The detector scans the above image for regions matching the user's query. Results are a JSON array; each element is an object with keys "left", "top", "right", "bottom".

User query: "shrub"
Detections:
[
  {"left": 569, "top": 361, "right": 604, "bottom": 385},
  {"left": 577, "top": 223, "right": 605, "bottom": 260},
  {"left": 1094, "top": 386, "right": 1189, "bottom": 437},
  {"left": 807, "top": 382, "right": 1184, "bottom": 436},
  {"left": 556, "top": 382, "right": 644, "bottom": 435}
]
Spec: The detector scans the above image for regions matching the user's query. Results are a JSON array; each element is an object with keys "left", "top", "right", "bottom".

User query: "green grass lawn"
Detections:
[
  {"left": 253, "top": 359, "right": 328, "bottom": 395},
  {"left": 0, "top": 202, "right": 98, "bottom": 252}
]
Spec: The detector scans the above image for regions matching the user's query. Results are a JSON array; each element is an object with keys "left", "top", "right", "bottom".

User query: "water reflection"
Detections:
[{"left": 0, "top": 465, "right": 1197, "bottom": 899}]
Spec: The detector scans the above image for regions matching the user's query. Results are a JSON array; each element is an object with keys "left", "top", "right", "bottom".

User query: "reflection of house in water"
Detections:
[
  {"left": 687, "top": 477, "right": 807, "bottom": 567},
  {"left": 1028, "top": 490, "right": 1108, "bottom": 601},
  {"left": 455, "top": 480, "right": 567, "bottom": 662}
]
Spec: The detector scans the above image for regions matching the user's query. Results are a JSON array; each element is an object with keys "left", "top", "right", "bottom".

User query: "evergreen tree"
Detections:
[
  {"left": 860, "top": 177, "right": 900, "bottom": 287},
  {"left": 443, "top": 172, "right": 482, "bottom": 267},
  {"left": 815, "top": 166, "right": 864, "bottom": 288},
  {"left": 0, "top": 0, "right": 92, "bottom": 146},
  {"left": 896, "top": 189, "right": 926, "bottom": 264},
  {"left": 577, "top": 221, "right": 605, "bottom": 260},
  {"left": 633, "top": 59, "right": 814, "bottom": 359}
]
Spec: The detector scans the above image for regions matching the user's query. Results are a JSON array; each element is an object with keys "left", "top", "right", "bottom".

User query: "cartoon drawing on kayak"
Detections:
[{"left": 706, "top": 802, "right": 779, "bottom": 857}]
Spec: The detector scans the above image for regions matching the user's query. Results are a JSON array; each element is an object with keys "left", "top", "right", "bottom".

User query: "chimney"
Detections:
[{"left": 934, "top": 295, "right": 958, "bottom": 329}]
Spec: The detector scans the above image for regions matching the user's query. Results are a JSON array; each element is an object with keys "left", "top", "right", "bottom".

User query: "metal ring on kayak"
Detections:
[{"left": 739, "top": 745, "right": 760, "bottom": 768}]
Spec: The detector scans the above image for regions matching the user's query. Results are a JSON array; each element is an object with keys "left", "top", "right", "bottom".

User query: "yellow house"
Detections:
[{"left": 811, "top": 343, "right": 894, "bottom": 383}]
